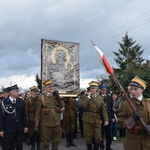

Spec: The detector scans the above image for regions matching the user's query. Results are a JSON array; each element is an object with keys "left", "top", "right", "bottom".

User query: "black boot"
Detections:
[
  {"left": 70, "top": 133, "right": 77, "bottom": 147},
  {"left": 86, "top": 144, "right": 92, "bottom": 150},
  {"left": 62, "top": 132, "right": 65, "bottom": 138},
  {"left": 93, "top": 143, "right": 99, "bottom": 150},
  {"left": 30, "top": 136, "right": 35, "bottom": 150},
  {"left": 66, "top": 133, "right": 70, "bottom": 147},
  {"left": 106, "top": 147, "right": 114, "bottom": 150},
  {"left": 36, "top": 135, "right": 41, "bottom": 150}
]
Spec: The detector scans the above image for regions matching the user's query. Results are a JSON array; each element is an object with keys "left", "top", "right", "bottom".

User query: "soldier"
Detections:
[
  {"left": 82, "top": 81, "right": 109, "bottom": 150},
  {"left": 35, "top": 80, "right": 64, "bottom": 150},
  {"left": 25, "top": 86, "right": 41, "bottom": 150},
  {"left": 0, "top": 84, "right": 28, "bottom": 150},
  {"left": 99, "top": 84, "right": 115, "bottom": 150},
  {"left": 63, "top": 94, "right": 77, "bottom": 147},
  {"left": 0, "top": 89, "right": 5, "bottom": 149},
  {"left": 118, "top": 76, "right": 150, "bottom": 150}
]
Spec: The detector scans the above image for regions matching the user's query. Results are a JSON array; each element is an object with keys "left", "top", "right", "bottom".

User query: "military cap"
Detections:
[
  {"left": 129, "top": 76, "right": 147, "bottom": 90},
  {"left": 43, "top": 79, "right": 54, "bottom": 87},
  {"left": 87, "top": 87, "right": 90, "bottom": 92},
  {"left": 3, "top": 87, "right": 11, "bottom": 92},
  {"left": 80, "top": 90, "right": 86, "bottom": 95},
  {"left": 89, "top": 81, "right": 99, "bottom": 88},
  {"left": 30, "top": 86, "right": 39, "bottom": 92},
  {"left": 99, "top": 84, "right": 106, "bottom": 89},
  {"left": 9, "top": 84, "right": 19, "bottom": 91}
]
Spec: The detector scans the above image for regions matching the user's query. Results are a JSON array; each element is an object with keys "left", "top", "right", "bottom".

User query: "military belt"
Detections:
[
  {"left": 128, "top": 125, "right": 141, "bottom": 135},
  {"left": 84, "top": 111, "right": 99, "bottom": 115},
  {"left": 42, "top": 108, "right": 61, "bottom": 115},
  {"left": 28, "top": 108, "right": 34, "bottom": 113},
  {"left": 65, "top": 107, "right": 75, "bottom": 111}
]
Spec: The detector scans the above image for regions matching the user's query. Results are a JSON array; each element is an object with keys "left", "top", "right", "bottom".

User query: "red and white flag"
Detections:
[{"left": 92, "top": 44, "right": 114, "bottom": 76}]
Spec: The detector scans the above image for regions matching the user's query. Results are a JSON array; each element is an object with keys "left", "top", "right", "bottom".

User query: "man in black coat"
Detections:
[
  {"left": 0, "top": 89, "right": 5, "bottom": 149},
  {"left": 0, "top": 84, "right": 28, "bottom": 150},
  {"left": 99, "top": 84, "right": 115, "bottom": 150}
]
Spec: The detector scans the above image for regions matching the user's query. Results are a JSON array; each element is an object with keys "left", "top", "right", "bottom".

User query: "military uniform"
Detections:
[
  {"left": 0, "top": 88, "right": 8, "bottom": 149},
  {"left": 0, "top": 97, "right": 4, "bottom": 149},
  {"left": 118, "top": 98, "right": 150, "bottom": 150},
  {"left": 118, "top": 76, "right": 150, "bottom": 150},
  {"left": 63, "top": 97, "right": 77, "bottom": 147},
  {"left": 99, "top": 90, "right": 115, "bottom": 150},
  {"left": 82, "top": 81, "right": 108, "bottom": 150},
  {"left": 25, "top": 86, "right": 41, "bottom": 150},
  {"left": 35, "top": 80, "right": 64, "bottom": 150},
  {"left": 0, "top": 85, "right": 28, "bottom": 150}
]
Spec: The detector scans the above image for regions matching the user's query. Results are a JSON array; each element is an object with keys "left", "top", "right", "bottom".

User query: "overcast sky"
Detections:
[{"left": 0, "top": 0, "right": 150, "bottom": 90}]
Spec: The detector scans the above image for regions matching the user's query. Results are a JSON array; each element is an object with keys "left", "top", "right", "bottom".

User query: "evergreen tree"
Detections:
[
  {"left": 114, "top": 32, "right": 144, "bottom": 70},
  {"left": 109, "top": 33, "right": 146, "bottom": 93}
]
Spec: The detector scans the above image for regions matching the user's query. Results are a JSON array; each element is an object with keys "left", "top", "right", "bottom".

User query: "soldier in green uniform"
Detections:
[
  {"left": 82, "top": 81, "right": 109, "bottom": 150},
  {"left": 25, "top": 86, "right": 41, "bottom": 150},
  {"left": 118, "top": 76, "right": 150, "bottom": 150},
  {"left": 63, "top": 95, "right": 77, "bottom": 147},
  {"left": 35, "top": 80, "right": 64, "bottom": 150}
]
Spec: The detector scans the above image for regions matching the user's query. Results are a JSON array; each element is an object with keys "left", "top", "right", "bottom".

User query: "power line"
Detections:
[{"left": 80, "top": 11, "right": 150, "bottom": 53}]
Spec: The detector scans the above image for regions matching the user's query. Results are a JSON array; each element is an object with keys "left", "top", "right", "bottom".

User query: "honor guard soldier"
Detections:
[
  {"left": 99, "top": 84, "right": 115, "bottom": 150},
  {"left": 82, "top": 81, "right": 109, "bottom": 150},
  {"left": 0, "top": 84, "right": 28, "bottom": 150},
  {"left": 62, "top": 92, "right": 77, "bottom": 147},
  {"left": 25, "top": 86, "right": 41, "bottom": 150},
  {"left": 35, "top": 80, "right": 64, "bottom": 150},
  {"left": 118, "top": 76, "right": 150, "bottom": 150}
]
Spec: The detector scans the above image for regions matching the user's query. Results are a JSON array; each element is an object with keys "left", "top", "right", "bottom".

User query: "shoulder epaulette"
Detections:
[{"left": 145, "top": 98, "right": 150, "bottom": 103}]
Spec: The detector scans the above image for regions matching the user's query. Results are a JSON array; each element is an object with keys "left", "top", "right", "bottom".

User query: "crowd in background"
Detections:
[
  {"left": 1, "top": 76, "right": 149, "bottom": 150},
  {"left": 0, "top": 81, "right": 124, "bottom": 150}
]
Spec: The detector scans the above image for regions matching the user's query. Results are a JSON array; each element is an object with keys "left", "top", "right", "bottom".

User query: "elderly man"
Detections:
[
  {"left": 35, "top": 80, "right": 64, "bottom": 150},
  {"left": 118, "top": 76, "right": 150, "bottom": 150},
  {"left": 0, "top": 84, "right": 28, "bottom": 150}
]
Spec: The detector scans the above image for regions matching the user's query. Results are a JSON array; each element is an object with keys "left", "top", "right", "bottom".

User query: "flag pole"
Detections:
[{"left": 90, "top": 40, "right": 146, "bottom": 127}]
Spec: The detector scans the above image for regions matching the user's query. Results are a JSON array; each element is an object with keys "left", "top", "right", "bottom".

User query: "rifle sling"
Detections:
[
  {"left": 146, "top": 101, "right": 150, "bottom": 124},
  {"left": 41, "top": 94, "right": 45, "bottom": 106}
]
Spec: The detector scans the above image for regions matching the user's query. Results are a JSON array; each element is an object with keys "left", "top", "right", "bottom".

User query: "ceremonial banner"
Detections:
[{"left": 41, "top": 39, "right": 80, "bottom": 95}]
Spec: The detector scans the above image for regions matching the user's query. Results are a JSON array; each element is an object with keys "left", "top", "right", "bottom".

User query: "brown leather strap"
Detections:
[
  {"left": 128, "top": 125, "right": 141, "bottom": 135},
  {"left": 146, "top": 102, "right": 150, "bottom": 123},
  {"left": 41, "top": 94, "right": 45, "bottom": 106}
]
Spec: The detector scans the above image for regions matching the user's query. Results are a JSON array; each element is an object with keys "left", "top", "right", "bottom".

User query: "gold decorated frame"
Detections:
[{"left": 41, "top": 39, "right": 80, "bottom": 96}]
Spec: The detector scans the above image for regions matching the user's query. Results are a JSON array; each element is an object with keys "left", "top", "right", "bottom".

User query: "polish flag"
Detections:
[{"left": 92, "top": 44, "right": 114, "bottom": 76}]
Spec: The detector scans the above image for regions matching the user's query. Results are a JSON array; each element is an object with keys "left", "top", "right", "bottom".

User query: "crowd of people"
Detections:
[{"left": 0, "top": 76, "right": 150, "bottom": 150}]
